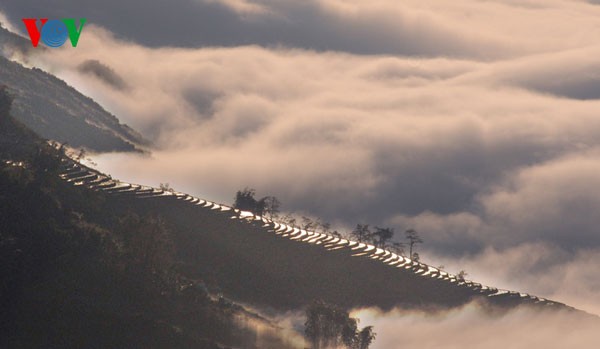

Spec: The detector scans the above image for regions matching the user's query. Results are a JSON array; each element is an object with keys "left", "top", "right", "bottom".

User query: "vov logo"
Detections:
[{"left": 22, "top": 18, "right": 86, "bottom": 48}]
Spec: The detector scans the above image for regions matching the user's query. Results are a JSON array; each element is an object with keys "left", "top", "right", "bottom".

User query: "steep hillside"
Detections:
[
  {"left": 2, "top": 82, "right": 595, "bottom": 348},
  {"left": 0, "top": 23, "right": 31, "bottom": 57},
  {"left": 0, "top": 78, "right": 578, "bottom": 314},
  {"left": 0, "top": 26, "right": 148, "bottom": 152},
  {"left": 56, "top": 159, "right": 582, "bottom": 314},
  {"left": 0, "top": 89, "right": 296, "bottom": 349}
]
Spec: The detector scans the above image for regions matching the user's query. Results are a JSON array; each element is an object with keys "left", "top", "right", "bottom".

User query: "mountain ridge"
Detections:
[
  {"left": 57, "top": 157, "right": 587, "bottom": 315},
  {"left": 0, "top": 25, "right": 149, "bottom": 152},
  {"left": 2, "top": 83, "right": 596, "bottom": 349},
  {"left": 1, "top": 94, "right": 299, "bottom": 348}
]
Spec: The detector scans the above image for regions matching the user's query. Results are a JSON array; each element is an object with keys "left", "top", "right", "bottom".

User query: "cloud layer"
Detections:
[
  {"left": 4, "top": 0, "right": 600, "bottom": 57},
  {"left": 3, "top": 0, "right": 600, "bottom": 324},
  {"left": 353, "top": 302, "right": 600, "bottom": 349}
]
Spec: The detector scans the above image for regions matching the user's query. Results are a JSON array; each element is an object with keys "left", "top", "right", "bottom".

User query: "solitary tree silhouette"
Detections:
[
  {"left": 233, "top": 188, "right": 263, "bottom": 214},
  {"left": 405, "top": 229, "right": 423, "bottom": 260},
  {"left": 233, "top": 188, "right": 280, "bottom": 217}
]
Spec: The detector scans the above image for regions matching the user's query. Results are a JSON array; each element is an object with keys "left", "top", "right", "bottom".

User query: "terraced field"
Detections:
[{"left": 57, "top": 159, "right": 577, "bottom": 312}]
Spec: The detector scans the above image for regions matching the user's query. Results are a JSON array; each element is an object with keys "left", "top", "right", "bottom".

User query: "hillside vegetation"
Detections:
[
  {"left": 0, "top": 25, "right": 147, "bottom": 152},
  {"left": 1, "top": 84, "right": 587, "bottom": 348},
  {"left": 0, "top": 87, "right": 296, "bottom": 349}
]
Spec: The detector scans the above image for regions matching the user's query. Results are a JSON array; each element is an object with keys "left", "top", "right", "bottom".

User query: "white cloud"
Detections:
[
  {"left": 353, "top": 302, "right": 600, "bottom": 349},
  {"left": 426, "top": 243, "right": 600, "bottom": 316},
  {"left": 4, "top": 0, "right": 600, "bottom": 319}
]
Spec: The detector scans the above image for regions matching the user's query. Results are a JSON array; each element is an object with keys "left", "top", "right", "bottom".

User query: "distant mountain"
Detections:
[{"left": 0, "top": 25, "right": 148, "bottom": 152}]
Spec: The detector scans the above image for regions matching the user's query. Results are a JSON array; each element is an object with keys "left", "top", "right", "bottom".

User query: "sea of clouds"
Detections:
[{"left": 2, "top": 0, "right": 600, "bottom": 345}]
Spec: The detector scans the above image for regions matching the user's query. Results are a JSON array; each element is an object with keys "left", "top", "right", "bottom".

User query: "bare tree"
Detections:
[
  {"left": 373, "top": 227, "right": 394, "bottom": 249},
  {"left": 330, "top": 231, "right": 343, "bottom": 238},
  {"left": 260, "top": 196, "right": 280, "bottom": 219},
  {"left": 233, "top": 188, "right": 262, "bottom": 214},
  {"left": 279, "top": 212, "right": 297, "bottom": 227},
  {"left": 159, "top": 183, "right": 175, "bottom": 193},
  {"left": 75, "top": 148, "right": 86, "bottom": 161},
  {"left": 351, "top": 224, "right": 372, "bottom": 243},
  {"left": 405, "top": 229, "right": 423, "bottom": 260},
  {"left": 389, "top": 241, "right": 406, "bottom": 256},
  {"left": 301, "top": 216, "right": 317, "bottom": 231},
  {"left": 318, "top": 221, "right": 331, "bottom": 234}
]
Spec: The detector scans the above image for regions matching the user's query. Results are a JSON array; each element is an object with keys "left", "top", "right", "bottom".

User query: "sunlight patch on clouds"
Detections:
[{"left": 201, "top": 0, "right": 273, "bottom": 16}]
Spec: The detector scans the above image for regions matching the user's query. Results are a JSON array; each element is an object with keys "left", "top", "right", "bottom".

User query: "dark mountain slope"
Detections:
[
  {"left": 0, "top": 26, "right": 148, "bottom": 152},
  {"left": 1, "top": 88, "right": 294, "bottom": 349},
  {"left": 0, "top": 23, "right": 32, "bottom": 57},
  {"left": 1, "top": 85, "right": 593, "bottom": 349},
  {"left": 60, "top": 168, "right": 580, "bottom": 313}
]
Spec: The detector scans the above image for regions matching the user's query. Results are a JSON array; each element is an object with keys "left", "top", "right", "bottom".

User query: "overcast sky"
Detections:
[{"left": 2, "top": 0, "right": 600, "bottom": 343}]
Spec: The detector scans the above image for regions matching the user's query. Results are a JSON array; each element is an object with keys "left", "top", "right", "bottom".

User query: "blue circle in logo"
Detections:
[{"left": 41, "top": 20, "right": 68, "bottom": 48}]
